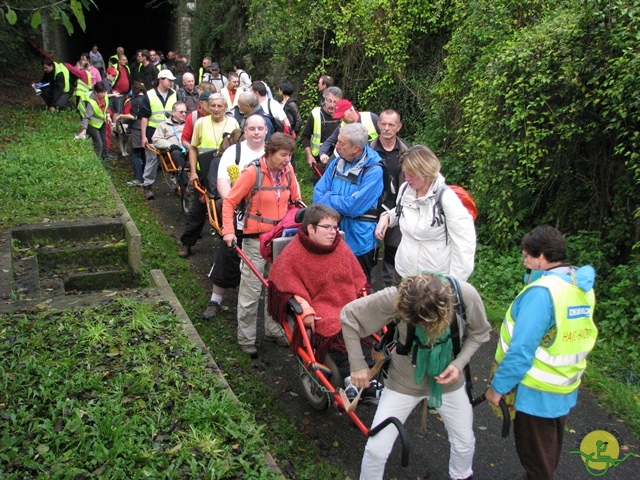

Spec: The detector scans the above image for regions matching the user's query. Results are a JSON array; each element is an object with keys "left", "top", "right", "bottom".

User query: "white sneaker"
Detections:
[
  {"left": 343, "top": 376, "right": 359, "bottom": 402},
  {"left": 126, "top": 179, "right": 143, "bottom": 187},
  {"left": 361, "top": 379, "right": 384, "bottom": 405}
]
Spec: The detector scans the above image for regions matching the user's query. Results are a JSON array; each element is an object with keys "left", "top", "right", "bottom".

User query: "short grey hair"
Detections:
[
  {"left": 239, "top": 91, "right": 258, "bottom": 109},
  {"left": 208, "top": 92, "right": 228, "bottom": 108},
  {"left": 324, "top": 86, "right": 343, "bottom": 99},
  {"left": 339, "top": 123, "right": 368, "bottom": 148}
]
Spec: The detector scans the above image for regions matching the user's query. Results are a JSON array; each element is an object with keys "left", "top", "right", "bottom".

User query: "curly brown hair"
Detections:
[{"left": 394, "top": 273, "right": 456, "bottom": 344}]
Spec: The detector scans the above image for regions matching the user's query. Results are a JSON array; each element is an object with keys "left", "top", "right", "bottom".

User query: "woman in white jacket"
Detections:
[{"left": 375, "top": 145, "right": 476, "bottom": 281}]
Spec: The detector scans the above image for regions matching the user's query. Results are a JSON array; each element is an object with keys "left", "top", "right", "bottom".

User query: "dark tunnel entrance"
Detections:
[{"left": 63, "top": 0, "right": 177, "bottom": 64}]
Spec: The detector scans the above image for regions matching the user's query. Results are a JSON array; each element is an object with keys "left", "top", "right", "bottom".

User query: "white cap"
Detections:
[{"left": 157, "top": 69, "right": 176, "bottom": 80}]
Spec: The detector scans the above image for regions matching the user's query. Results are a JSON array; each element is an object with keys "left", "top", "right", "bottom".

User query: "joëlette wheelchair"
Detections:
[
  {"left": 144, "top": 144, "right": 191, "bottom": 214},
  {"left": 188, "top": 193, "right": 412, "bottom": 467}
]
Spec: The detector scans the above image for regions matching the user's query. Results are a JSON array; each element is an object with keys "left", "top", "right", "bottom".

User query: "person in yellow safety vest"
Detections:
[
  {"left": 108, "top": 46, "right": 125, "bottom": 68},
  {"left": 77, "top": 82, "right": 110, "bottom": 161},
  {"left": 198, "top": 56, "right": 212, "bottom": 85},
  {"left": 72, "top": 63, "right": 92, "bottom": 102},
  {"left": 139, "top": 69, "right": 177, "bottom": 200},
  {"left": 40, "top": 58, "right": 73, "bottom": 111},
  {"left": 300, "top": 86, "right": 343, "bottom": 182},
  {"left": 486, "top": 225, "right": 597, "bottom": 480},
  {"left": 176, "top": 93, "right": 240, "bottom": 259},
  {"left": 64, "top": 60, "right": 93, "bottom": 111},
  {"left": 318, "top": 99, "right": 380, "bottom": 165}
]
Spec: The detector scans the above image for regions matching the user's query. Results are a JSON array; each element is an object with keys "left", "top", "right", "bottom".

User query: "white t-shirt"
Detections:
[
  {"left": 261, "top": 98, "right": 287, "bottom": 121},
  {"left": 217, "top": 141, "right": 264, "bottom": 183}
]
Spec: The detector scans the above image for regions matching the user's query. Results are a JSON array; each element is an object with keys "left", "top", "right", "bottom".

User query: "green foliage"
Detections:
[
  {"left": 0, "top": 300, "right": 279, "bottom": 478},
  {"left": 595, "top": 257, "right": 640, "bottom": 343},
  {"left": 189, "top": 0, "right": 248, "bottom": 73},
  {"left": 2, "top": 0, "right": 95, "bottom": 35},
  {"left": 433, "top": 0, "right": 640, "bottom": 256},
  {"left": 469, "top": 244, "right": 523, "bottom": 322},
  {"left": 0, "top": 107, "right": 119, "bottom": 229}
]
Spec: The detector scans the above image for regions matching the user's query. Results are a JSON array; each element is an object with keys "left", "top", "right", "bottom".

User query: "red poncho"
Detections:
[{"left": 267, "top": 228, "right": 368, "bottom": 361}]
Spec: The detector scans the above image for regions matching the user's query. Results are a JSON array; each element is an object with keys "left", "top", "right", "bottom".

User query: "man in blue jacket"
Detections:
[
  {"left": 313, "top": 123, "right": 383, "bottom": 283},
  {"left": 486, "top": 225, "right": 597, "bottom": 480}
]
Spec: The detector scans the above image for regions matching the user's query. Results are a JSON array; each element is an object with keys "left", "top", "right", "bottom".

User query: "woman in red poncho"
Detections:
[{"left": 268, "top": 204, "right": 379, "bottom": 399}]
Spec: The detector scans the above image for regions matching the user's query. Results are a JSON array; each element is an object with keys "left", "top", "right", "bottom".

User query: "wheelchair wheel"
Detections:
[
  {"left": 162, "top": 168, "right": 176, "bottom": 190},
  {"left": 181, "top": 187, "right": 191, "bottom": 214},
  {"left": 298, "top": 353, "right": 342, "bottom": 411}
]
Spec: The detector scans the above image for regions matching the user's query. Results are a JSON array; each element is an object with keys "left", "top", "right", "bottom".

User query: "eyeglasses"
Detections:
[
  {"left": 316, "top": 224, "right": 339, "bottom": 232},
  {"left": 176, "top": 110, "right": 187, "bottom": 114}
]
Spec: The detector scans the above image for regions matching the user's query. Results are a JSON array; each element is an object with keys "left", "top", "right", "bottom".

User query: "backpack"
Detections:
[
  {"left": 396, "top": 182, "right": 477, "bottom": 242},
  {"left": 382, "top": 276, "right": 474, "bottom": 403},
  {"left": 207, "top": 141, "right": 241, "bottom": 198},
  {"left": 283, "top": 97, "right": 302, "bottom": 137},
  {"left": 266, "top": 100, "right": 292, "bottom": 136},
  {"left": 236, "top": 158, "right": 293, "bottom": 229},
  {"left": 259, "top": 207, "right": 302, "bottom": 263}
]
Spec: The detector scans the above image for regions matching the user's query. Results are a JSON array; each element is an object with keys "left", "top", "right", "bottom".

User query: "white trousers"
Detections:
[
  {"left": 360, "top": 386, "right": 475, "bottom": 480},
  {"left": 237, "top": 237, "right": 283, "bottom": 347}
]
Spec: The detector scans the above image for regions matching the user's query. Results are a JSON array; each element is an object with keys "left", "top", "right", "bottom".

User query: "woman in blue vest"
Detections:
[
  {"left": 486, "top": 225, "right": 597, "bottom": 479},
  {"left": 77, "top": 82, "right": 110, "bottom": 161}
]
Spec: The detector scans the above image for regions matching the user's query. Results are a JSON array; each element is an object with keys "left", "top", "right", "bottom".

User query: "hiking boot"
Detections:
[
  {"left": 240, "top": 345, "right": 258, "bottom": 359},
  {"left": 343, "top": 377, "right": 359, "bottom": 402},
  {"left": 202, "top": 301, "right": 221, "bottom": 320},
  {"left": 178, "top": 243, "right": 192, "bottom": 258},
  {"left": 265, "top": 335, "right": 288, "bottom": 347},
  {"left": 361, "top": 379, "right": 384, "bottom": 405},
  {"left": 143, "top": 186, "right": 154, "bottom": 200}
]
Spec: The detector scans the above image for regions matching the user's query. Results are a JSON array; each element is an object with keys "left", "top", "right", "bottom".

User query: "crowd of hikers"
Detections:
[{"left": 35, "top": 45, "right": 599, "bottom": 480}]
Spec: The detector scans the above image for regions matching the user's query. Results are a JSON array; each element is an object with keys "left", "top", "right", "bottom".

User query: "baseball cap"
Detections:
[
  {"left": 333, "top": 99, "right": 353, "bottom": 119},
  {"left": 158, "top": 69, "right": 176, "bottom": 80},
  {"left": 199, "top": 91, "right": 211, "bottom": 101},
  {"left": 106, "top": 67, "right": 117, "bottom": 76},
  {"left": 211, "top": 62, "right": 220, "bottom": 70}
]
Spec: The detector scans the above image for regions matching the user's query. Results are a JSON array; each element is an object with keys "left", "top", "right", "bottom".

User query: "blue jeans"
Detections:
[{"left": 131, "top": 147, "right": 144, "bottom": 180}]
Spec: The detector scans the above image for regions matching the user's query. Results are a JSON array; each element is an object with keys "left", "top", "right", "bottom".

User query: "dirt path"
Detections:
[{"left": 133, "top": 164, "right": 640, "bottom": 480}]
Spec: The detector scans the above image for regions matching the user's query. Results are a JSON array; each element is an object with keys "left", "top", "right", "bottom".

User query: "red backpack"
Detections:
[
  {"left": 448, "top": 185, "right": 477, "bottom": 221},
  {"left": 259, "top": 207, "right": 303, "bottom": 263},
  {"left": 396, "top": 183, "right": 477, "bottom": 244}
]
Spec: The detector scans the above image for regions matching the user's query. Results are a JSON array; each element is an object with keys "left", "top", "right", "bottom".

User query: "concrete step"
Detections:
[
  {"left": 36, "top": 241, "right": 129, "bottom": 272},
  {"left": 10, "top": 255, "right": 40, "bottom": 302}
]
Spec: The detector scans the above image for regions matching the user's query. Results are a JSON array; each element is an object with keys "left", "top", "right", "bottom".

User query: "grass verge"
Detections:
[
  {"left": 0, "top": 107, "right": 119, "bottom": 229},
  {"left": 0, "top": 299, "right": 279, "bottom": 479},
  {"left": 108, "top": 151, "right": 348, "bottom": 479}
]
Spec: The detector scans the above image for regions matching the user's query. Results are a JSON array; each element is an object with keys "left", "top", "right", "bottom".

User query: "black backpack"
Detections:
[
  {"left": 381, "top": 276, "right": 474, "bottom": 403},
  {"left": 266, "top": 101, "right": 291, "bottom": 135},
  {"left": 207, "top": 142, "right": 242, "bottom": 199}
]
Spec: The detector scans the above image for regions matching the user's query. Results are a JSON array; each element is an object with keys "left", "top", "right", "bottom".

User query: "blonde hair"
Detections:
[
  {"left": 198, "top": 82, "right": 217, "bottom": 93},
  {"left": 394, "top": 273, "right": 455, "bottom": 344},
  {"left": 400, "top": 145, "right": 441, "bottom": 183}
]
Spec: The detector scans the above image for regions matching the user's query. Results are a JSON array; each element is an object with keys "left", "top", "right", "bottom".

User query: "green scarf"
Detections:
[{"left": 413, "top": 326, "right": 453, "bottom": 408}]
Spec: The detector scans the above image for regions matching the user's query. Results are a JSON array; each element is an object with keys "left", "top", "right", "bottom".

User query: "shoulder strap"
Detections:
[
  {"left": 431, "top": 185, "right": 450, "bottom": 244},
  {"left": 267, "top": 100, "right": 274, "bottom": 119},
  {"left": 395, "top": 182, "right": 409, "bottom": 217},
  {"left": 244, "top": 160, "right": 292, "bottom": 226},
  {"left": 235, "top": 142, "right": 242, "bottom": 165},
  {"left": 446, "top": 276, "right": 473, "bottom": 403}
]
